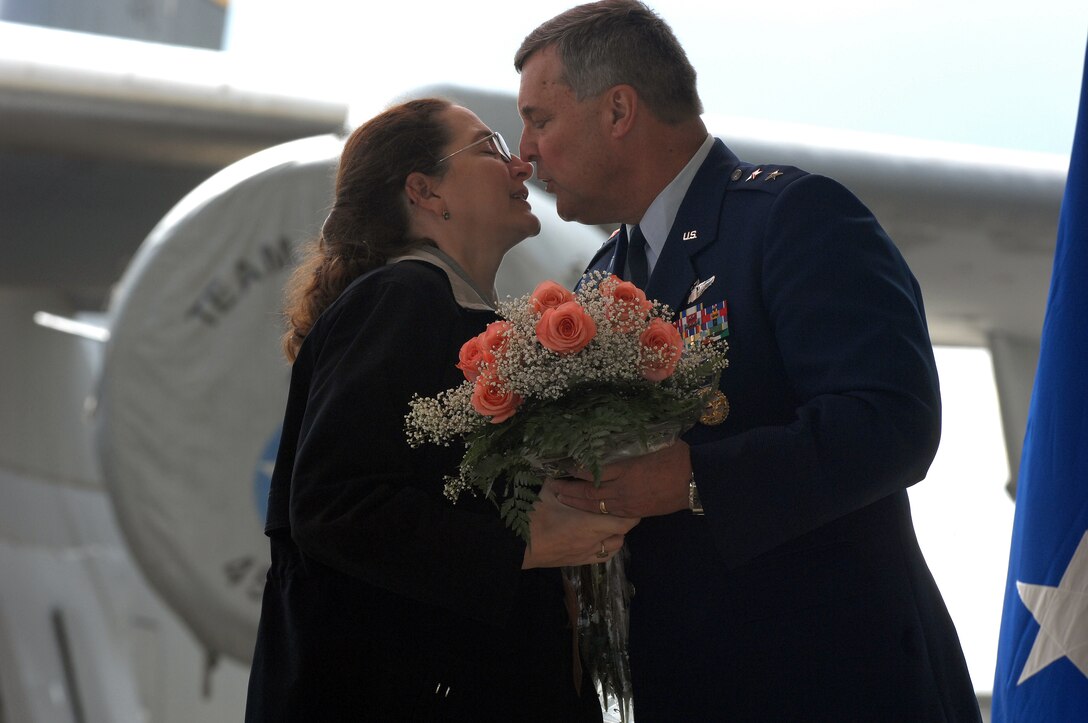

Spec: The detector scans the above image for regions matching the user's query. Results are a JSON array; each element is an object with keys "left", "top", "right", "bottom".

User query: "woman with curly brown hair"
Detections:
[{"left": 244, "top": 98, "right": 634, "bottom": 722}]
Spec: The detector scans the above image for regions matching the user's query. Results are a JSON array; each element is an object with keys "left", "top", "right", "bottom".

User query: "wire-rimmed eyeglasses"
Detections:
[{"left": 434, "top": 131, "right": 512, "bottom": 165}]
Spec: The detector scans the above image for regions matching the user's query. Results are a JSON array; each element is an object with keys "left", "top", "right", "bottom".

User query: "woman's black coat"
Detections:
[{"left": 245, "top": 259, "right": 600, "bottom": 722}]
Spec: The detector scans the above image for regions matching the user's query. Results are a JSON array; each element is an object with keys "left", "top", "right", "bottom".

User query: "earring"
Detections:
[{"left": 442, "top": 211, "right": 451, "bottom": 220}]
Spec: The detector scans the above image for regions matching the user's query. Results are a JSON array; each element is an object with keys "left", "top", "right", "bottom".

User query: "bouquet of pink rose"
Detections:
[
  {"left": 405, "top": 270, "right": 728, "bottom": 721},
  {"left": 405, "top": 270, "right": 729, "bottom": 541}
]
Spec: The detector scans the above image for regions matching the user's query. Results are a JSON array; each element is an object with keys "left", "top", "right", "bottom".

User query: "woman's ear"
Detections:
[{"left": 405, "top": 172, "right": 444, "bottom": 213}]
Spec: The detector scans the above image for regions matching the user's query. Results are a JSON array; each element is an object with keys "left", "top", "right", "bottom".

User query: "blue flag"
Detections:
[{"left": 991, "top": 36, "right": 1088, "bottom": 721}]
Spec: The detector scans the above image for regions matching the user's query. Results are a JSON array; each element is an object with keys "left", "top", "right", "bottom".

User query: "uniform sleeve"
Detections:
[
  {"left": 692, "top": 174, "right": 942, "bottom": 566},
  {"left": 286, "top": 270, "right": 527, "bottom": 625}
]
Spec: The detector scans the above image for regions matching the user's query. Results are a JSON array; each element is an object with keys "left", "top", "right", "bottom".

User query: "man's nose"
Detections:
[{"left": 518, "top": 134, "right": 538, "bottom": 163}]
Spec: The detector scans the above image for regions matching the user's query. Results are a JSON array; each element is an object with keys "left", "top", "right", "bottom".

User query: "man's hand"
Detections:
[
  {"left": 551, "top": 440, "right": 693, "bottom": 518},
  {"left": 522, "top": 479, "right": 640, "bottom": 569}
]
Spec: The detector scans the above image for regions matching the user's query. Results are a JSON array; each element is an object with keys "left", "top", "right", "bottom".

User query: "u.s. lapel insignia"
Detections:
[
  {"left": 699, "top": 389, "right": 730, "bottom": 426},
  {"left": 683, "top": 230, "right": 698, "bottom": 241},
  {"left": 686, "top": 275, "right": 716, "bottom": 303}
]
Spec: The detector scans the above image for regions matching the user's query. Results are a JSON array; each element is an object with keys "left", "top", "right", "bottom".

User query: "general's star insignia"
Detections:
[
  {"left": 1015, "top": 529, "right": 1088, "bottom": 684},
  {"left": 744, "top": 168, "right": 762, "bottom": 182},
  {"left": 764, "top": 170, "right": 783, "bottom": 181}
]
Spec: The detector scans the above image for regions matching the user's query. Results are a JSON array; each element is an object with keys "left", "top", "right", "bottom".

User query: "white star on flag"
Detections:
[{"left": 1016, "top": 530, "right": 1088, "bottom": 684}]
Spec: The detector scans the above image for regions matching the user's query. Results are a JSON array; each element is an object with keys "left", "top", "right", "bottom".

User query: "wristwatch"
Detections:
[{"left": 688, "top": 472, "right": 704, "bottom": 515}]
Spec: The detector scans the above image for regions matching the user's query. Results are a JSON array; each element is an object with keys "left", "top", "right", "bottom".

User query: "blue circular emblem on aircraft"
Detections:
[{"left": 253, "top": 425, "right": 281, "bottom": 524}]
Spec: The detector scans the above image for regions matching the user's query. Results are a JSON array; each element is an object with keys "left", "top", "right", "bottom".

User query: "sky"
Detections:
[
  {"left": 219, "top": 0, "right": 1083, "bottom": 694},
  {"left": 224, "top": 0, "right": 1088, "bottom": 155}
]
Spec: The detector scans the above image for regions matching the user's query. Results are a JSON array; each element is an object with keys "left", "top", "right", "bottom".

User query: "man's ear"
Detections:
[
  {"left": 405, "top": 171, "right": 444, "bottom": 212},
  {"left": 606, "top": 85, "right": 639, "bottom": 139}
]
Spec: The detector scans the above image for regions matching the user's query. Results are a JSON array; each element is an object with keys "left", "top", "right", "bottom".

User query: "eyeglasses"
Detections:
[{"left": 434, "top": 131, "right": 512, "bottom": 165}]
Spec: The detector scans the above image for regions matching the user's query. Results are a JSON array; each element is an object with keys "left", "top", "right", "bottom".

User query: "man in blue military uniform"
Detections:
[{"left": 516, "top": 1, "right": 983, "bottom": 720}]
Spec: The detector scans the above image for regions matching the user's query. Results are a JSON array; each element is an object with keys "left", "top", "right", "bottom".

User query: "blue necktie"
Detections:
[{"left": 627, "top": 225, "right": 649, "bottom": 290}]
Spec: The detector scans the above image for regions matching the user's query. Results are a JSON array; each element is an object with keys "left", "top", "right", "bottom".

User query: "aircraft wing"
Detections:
[{"left": 0, "top": 21, "right": 348, "bottom": 304}]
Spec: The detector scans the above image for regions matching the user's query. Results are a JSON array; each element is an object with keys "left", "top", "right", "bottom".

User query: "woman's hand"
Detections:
[{"left": 521, "top": 479, "right": 640, "bottom": 569}]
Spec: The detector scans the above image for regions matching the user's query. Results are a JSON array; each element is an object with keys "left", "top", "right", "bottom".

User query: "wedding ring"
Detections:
[
  {"left": 599, "top": 499, "right": 609, "bottom": 515},
  {"left": 597, "top": 542, "right": 609, "bottom": 559}
]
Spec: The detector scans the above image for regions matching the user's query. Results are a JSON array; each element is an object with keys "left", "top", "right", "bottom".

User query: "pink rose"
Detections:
[
  {"left": 639, "top": 318, "right": 683, "bottom": 381},
  {"left": 602, "top": 278, "right": 651, "bottom": 331},
  {"left": 455, "top": 336, "right": 489, "bottom": 381},
  {"left": 535, "top": 301, "right": 597, "bottom": 355},
  {"left": 598, "top": 274, "right": 622, "bottom": 296},
  {"left": 477, "top": 321, "right": 512, "bottom": 355},
  {"left": 470, "top": 374, "right": 523, "bottom": 423},
  {"left": 530, "top": 280, "right": 575, "bottom": 313}
]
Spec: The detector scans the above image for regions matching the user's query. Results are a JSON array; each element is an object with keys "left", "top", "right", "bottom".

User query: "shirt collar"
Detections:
[
  {"left": 386, "top": 244, "right": 497, "bottom": 311},
  {"left": 629, "top": 133, "right": 715, "bottom": 273}
]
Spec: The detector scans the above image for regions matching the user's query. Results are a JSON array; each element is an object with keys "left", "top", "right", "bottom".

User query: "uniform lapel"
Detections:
[
  {"left": 645, "top": 140, "right": 739, "bottom": 317},
  {"left": 608, "top": 226, "right": 629, "bottom": 278}
]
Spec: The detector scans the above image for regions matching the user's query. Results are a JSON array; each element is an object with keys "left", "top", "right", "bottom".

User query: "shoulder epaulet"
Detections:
[
  {"left": 585, "top": 227, "right": 621, "bottom": 268},
  {"left": 727, "top": 164, "right": 805, "bottom": 193}
]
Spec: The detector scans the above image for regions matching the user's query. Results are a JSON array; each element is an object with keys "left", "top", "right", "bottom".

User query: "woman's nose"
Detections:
[{"left": 509, "top": 154, "right": 534, "bottom": 181}]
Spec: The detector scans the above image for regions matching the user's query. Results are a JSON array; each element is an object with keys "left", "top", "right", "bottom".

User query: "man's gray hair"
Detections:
[{"left": 515, "top": 0, "right": 703, "bottom": 124}]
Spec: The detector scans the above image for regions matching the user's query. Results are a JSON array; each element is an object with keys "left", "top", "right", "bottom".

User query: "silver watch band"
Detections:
[{"left": 688, "top": 472, "right": 704, "bottom": 515}]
